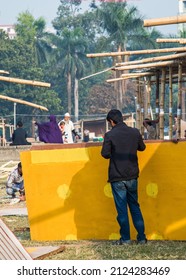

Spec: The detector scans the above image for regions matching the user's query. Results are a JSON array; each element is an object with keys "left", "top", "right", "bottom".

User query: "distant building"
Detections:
[
  {"left": 178, "top": 0, "right": 186, "bottom": 33},
  {"left": 0, "top": 24, "right": 16, "bottom": 39}
]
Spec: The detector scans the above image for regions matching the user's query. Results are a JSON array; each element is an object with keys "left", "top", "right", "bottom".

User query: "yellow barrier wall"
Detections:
[{"left": 20, "top": 141, "right": 186, "bottom": 241}]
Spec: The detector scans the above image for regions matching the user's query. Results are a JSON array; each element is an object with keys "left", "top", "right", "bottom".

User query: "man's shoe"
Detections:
[
  {"left": 112, "top": 239, "right": 132, "bottom": 245},
  {"left": 137, "top": 239, "right": 147, "bottom": 245}
]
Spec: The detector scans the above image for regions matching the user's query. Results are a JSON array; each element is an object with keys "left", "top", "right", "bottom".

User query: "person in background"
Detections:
[
  {"left": 59, "top": 112, "right": 79, "bottom": 143},
  {"left": 6, "top": 162, "right": 25, "bottom": 201},
  {"left": 59, "top": 120, "right": 68, "bottom": 143},
  {"left": 143, "top": 118, "right": 159, "bottom": 140},
  {"left": 10, "top": 121, "right": 31, "bottom": 146},
  {"left": 101, "top": 109, "right": 147, "bottom": 245},
  {"left": 83, "top": 129, "right": 90, "bottom": 142},
  {"left": 172, "top": 114, "right": 178, "bottom": 139},
  {"left": 35, "top": 115, "right": 63, "bottom": 144}
]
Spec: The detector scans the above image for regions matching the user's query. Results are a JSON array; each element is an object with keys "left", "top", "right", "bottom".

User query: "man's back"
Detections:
[{"left": 101, "top": 122, "right": 146, "bottom": 182}]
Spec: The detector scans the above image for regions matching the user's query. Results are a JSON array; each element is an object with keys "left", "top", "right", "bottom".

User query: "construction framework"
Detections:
[{"left": 85, "top": 16, "right": 186, "bottom": 140}]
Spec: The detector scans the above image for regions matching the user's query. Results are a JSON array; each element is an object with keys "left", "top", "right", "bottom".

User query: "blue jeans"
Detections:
[
  {"left": 6, "top": 181, "right": 24, "bottom": 198},
  {"left": 111, "top": 179, "right": 146, "bottom": 242}
]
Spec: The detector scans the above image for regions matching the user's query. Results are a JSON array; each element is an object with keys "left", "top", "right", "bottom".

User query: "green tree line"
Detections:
[{"left": 0, "top": 0, "right": 179, "bottom": 124}]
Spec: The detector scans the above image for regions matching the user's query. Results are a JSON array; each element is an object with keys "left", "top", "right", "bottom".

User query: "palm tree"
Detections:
[
  {"left": 15, "top": 11, "right": 54, "bottom": 66},
  {"left": 54, "top": 27, "right": 91, "bottom": 119},
  {"left": 96, "top": 2, "right": 155, "bottom": 111}
]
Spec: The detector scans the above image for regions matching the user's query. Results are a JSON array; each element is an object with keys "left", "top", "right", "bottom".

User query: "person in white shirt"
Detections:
[{"left": 59, "top": 112, "right": 79, "bottom": 143}]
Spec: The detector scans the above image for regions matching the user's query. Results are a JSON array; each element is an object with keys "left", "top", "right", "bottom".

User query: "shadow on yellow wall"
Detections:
[{"left": 20, "top": 141, "right": 186, "bottom": 241}]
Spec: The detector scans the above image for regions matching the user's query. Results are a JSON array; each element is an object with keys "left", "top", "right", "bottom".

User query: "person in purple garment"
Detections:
[{"left": 35, "top": 115, "right": 63, "bottom": 143}]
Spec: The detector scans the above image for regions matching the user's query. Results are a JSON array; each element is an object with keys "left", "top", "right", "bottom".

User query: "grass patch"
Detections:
[{"left": 1, "top": 216, "right": 186, "bottom": 260}]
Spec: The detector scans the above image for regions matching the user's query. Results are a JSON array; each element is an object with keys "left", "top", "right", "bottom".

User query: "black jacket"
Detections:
[
  {"left": 101, "top": 122, "right": 146, "bottom": 182},
  {"left": 11, "top": 127, "right": 31, "bottom": 146}
]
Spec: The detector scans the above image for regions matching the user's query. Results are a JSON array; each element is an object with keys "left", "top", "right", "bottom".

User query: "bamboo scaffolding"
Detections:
[
  {"left": 156, "top": 38, "right": 186, "bottom": 44},
  {"left": 144, "top": 15, "right": 186, "bottom": 27},
  {"left": 0, "top": 70, "right": 9, "bottom": 74},
  {"left": 136, "top": 78, "right": 141, "bottom": 130},
  {"left": 87, "top": 47, "right": 186, "bottom": 58},
  {"left": 115, "top": 60, "right": 177, "bottom": 71},
  {"left": 0, "top": 95, "right": 48, "bottom": 111},
  {"left": 0, "top": 76, "right": 51, "bottom": 87},
  {"left": 169, "top": 66, "right": 173, "bottom": 139},
  {"left": 177, "top": 63, "right": 183, "bottom": 139},
  {"left": 159, "top": 68, "right": 166, "bottom": 140},
  {"left": 155, "top": 71, "right": 160, "bottom": 139},
  {"left": 116, "top": 52, "right": 186, "bottom": 67}
]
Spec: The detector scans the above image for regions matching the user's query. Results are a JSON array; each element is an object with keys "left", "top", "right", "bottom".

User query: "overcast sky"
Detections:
[{"left": 0, "top": 0, "right": 179, "bottom": 35}]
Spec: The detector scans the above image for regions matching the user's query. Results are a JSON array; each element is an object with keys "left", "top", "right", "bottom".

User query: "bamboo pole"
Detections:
[
  {"left": 121, "top": 72, "right": 155, "bottom": 77},
  {"left": 0, "top": 95, "right": 48, "bottom": 111},
  {"left": 0, "top": 76, "right": 51, "bottom": 87},
  {"left": 0, "top": 70, "right": 9, "bottom": 74},
  {"left": 159, "top": 68, "right": 166, "bottom": 140},
  {"left": 115, "top": 60, "right": 177, "bottom": 71},
  {"left": 116, "top": 52, "right": 186, "bottom": 67},
  {"left": 80, "top": 67, "right": 113, "bottom": 81},
  {"left": 144, "top": 15, "right": 186, "bottom": 27},
  {"left": 87, "top": 47, "right": 186, "bottom": 58},
  {"left": 136, "top": 78, "right": 141, "bottom": 130},
  {"left": 107, "top": 77, "right": 133, "bottom": 83},
  {"left": 169, "top": 66, "right": 173, "bottom": 139},
  {"left": 146, "top": 79, "right": 152, "bottom": 119},
  {"left": 156, "top": 38, "right": 186, "bottom": 44},
  {"left": 140, "top": 82, "right": 145, "bottom": 135},
  {"left": 155, "top": 71, "right": 160, "bottom": 139},
  {"left": 106, "top": 72, "right": 155, "bottom": 83},
  {"left": 177, "top": 63, "right": 182, "bottom": 139}
]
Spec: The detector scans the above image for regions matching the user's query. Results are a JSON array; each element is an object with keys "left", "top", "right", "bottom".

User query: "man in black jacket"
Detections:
[
  {"left": 101, "top": 109, "right": 147, "bottom": 245},
  {"left": 10, "top": 121, "right": 31, "bottom": 146}
]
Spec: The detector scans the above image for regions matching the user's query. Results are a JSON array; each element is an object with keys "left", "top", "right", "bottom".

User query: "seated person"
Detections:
[
  {"left": 10, "top": 121, "right": 31, "bottom": 146},
  {"left": 143, "top": 118, "right": 159, "bottom": 140},
  {"left": 6, "top": 162, "right": 25, "bottom": 201}
]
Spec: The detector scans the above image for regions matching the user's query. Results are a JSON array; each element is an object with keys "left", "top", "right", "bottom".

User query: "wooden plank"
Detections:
[
  {"left": 26, "top": 246, "right": 65, "bottom": 260},
  {"left": 0, "top": 218, "right": 32, "bottom": 260}
]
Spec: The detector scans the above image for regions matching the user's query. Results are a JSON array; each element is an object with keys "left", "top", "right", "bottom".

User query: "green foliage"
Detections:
[{"left": 0, "top": 2, "right": 180, "bottom": 120}]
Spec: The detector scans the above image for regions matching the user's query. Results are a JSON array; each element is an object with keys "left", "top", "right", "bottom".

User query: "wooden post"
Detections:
[
  {"left": 177, "top": 63, "right": 183, "bottom": 139},
  {"left": 136, "top": 78, "right": 141, "bottom": 130},
  {"left": 146, "top": 79, "right": 152, "bottom": 119},
  {"left": 159, "top": 68, "right": 166, "bottom": 140},
  {"left": 155, "top": 71, "right": 160, "bottom": 139},
  {"left": 169, "top": 66, "right": 173, "bottom": 139},
  {"left": 140, "top": 82, "right": 145, "bottom": 135}
]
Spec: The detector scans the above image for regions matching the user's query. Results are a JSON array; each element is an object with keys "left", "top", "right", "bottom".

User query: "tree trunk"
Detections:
[
  {"left": 67, "top": 72, "right": 72, "bottom": 114},
  {"left": 74, "top": 75, "right": 79, "bottom": 122}
]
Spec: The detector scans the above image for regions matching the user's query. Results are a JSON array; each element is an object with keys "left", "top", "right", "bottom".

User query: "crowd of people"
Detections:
[
  {"left": 3, "top": 112, "right": 181, "bottom": 146},
  {"left": 8, "top": 112, "right": 80, "bottom": 146}
]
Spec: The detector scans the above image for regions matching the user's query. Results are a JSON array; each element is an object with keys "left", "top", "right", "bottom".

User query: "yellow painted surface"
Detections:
[{"left": 20, "top": 142, "right": 186, "bottom": 241}]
